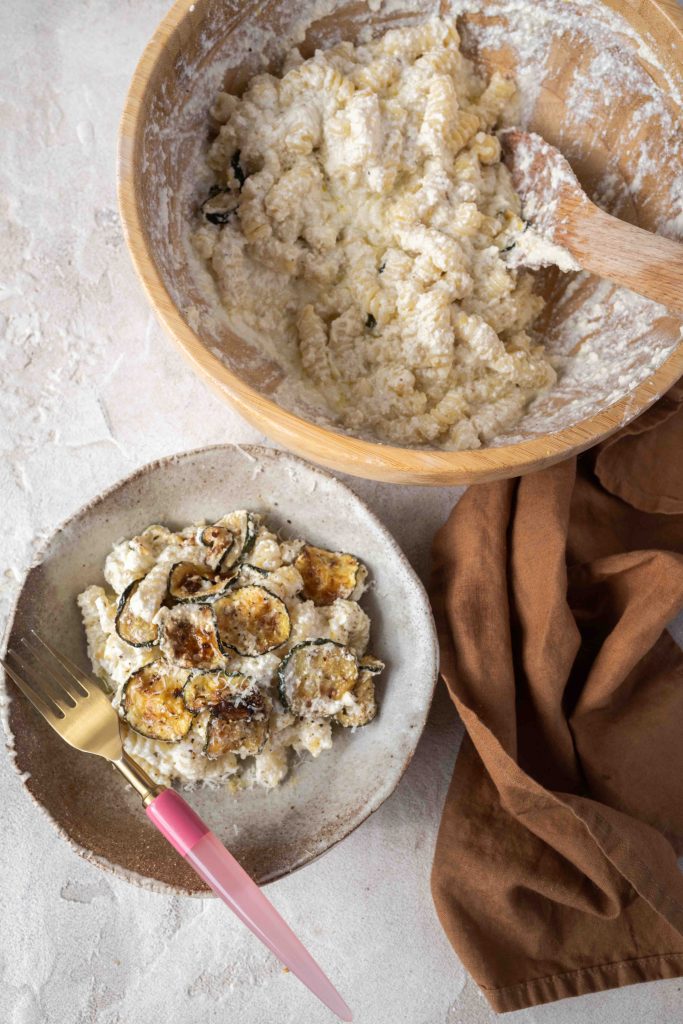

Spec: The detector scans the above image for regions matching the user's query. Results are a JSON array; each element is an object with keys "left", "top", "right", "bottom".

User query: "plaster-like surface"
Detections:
[{"left": 0, "top": 2, "right": 680, "bottom": 1022}]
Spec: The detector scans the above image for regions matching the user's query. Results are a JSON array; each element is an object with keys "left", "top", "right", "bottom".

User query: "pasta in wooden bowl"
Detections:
[{"left": 118, "top": 0, "right": 683, "bottom": 484}]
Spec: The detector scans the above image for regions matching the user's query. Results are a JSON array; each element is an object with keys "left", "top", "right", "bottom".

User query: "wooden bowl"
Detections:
[
  {"left": 2, "top": 446, "right": 438, "bottom": 893},
  {"left": 118, "top": 0, "right": 683, "bottom": 486}
]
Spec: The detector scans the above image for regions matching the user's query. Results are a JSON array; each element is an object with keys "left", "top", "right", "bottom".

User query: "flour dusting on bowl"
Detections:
[
  {"left": 179, "top": 3, "right": 682, "bottom": 433},
  {"left": 119, "top": 0, "right": 683, "bottom": 480},
  {"left": 190, "top": 18, "right": 562, "bottom": 451}
]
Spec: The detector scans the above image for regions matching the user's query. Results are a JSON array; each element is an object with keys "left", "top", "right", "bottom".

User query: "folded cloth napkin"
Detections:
[{"left": 431, "top": 381, "right": 683, "bottom": 1013}]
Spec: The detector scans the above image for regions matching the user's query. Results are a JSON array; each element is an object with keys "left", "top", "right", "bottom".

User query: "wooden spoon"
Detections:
[{"left": 500, "top": 128, "right": 683, "bottom": 314}]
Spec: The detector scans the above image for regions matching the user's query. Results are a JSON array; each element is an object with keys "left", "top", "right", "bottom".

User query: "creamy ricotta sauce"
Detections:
[
  {"left": 77, "top": 517, "right": 375, "bottom": 789},
  {"left": 192, "top": 17, "right": 564, "bottom": 450}
]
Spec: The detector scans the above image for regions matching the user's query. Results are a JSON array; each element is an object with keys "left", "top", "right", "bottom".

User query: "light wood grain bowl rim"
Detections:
[{"left": 117, "top": 0, "right": 683, "bottom": 486}]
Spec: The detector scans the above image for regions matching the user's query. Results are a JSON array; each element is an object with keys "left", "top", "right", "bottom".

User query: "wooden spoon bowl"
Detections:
[
  {"left": 501, "top": 129, "right": 683, "bottom": 314},
  {"left": 118, "top": 0, "right": 683, "bottom": 485}
]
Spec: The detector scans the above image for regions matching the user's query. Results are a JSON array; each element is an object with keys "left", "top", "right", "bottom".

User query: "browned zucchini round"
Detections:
[
  {"left": 278, "top": 639, "right": 359, "bottom": 718},
  {"left": 237, "top": 563, "right": 269, "bottom": 582},
  {"left": 294, "top": 545, "right": 367, "bottom": 605},
  {"left": 359, "top": 654, "right": 385, "bottom": 675},
  {"left": 168, "top": 562, "right": 236, "bottom": 602},
  {"left": 115, "top": 578, "right": 158, "bottom": 648},
  {"left": 158, "top": 604, "right": 224, "bottom": 670},
  {"left": 215, "top": 511, "right": 258, "bottom": 573},
  {"left": 200, "top": 524, "right": 235, "bottom": 568},
  {"left": 183, "top": 670, "right": 251, "bottom": 713},
  {"left": 213, "top": 585, "right": 291, "bottom": 657},
  {"left": 205, "top": 685, "right": 270, "bottom": 759},
  {"left": 336, "top": 671, "right": 378, "bottom": 728},
  {"left": 121, "top": 663, "right": 192, "bottom": 742},
  {"left": 201, "top": 186, "right": 239, "bottom": 225}
]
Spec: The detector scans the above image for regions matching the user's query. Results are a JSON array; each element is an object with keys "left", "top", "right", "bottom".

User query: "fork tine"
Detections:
[
  {"left": 2, "top": 658, "right": 64, "bottom": 724},
  {"left": 10, "top": 644, "right": 76, "bottom": 712},
  {"left": 22, "top": 634, "right": 89, "bottom": 702},
  {"left": 28, "top": 632, "right": 92, "bottom": 697}
]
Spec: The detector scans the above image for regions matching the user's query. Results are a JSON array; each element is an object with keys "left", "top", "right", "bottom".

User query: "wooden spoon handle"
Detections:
[{"left": 557, "top": 199, "right": 683, "bottom": 314}]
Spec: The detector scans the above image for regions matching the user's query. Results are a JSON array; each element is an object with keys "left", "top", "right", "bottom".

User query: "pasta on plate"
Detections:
[
  {"left": 78, "top": 514, "right": 383, "bottom": 791},
  {"left": 193, "top": 17, "right": 556, "bottom": 449}
]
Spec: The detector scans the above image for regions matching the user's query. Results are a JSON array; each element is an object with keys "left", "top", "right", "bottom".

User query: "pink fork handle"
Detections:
[{"left": 146, "top": 789, "right": 351, "bottom": 1021}]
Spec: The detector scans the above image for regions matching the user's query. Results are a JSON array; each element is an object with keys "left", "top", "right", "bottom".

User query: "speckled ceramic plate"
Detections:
[{"left": 1, "top": 446, "right": 438, "bottom": 894}]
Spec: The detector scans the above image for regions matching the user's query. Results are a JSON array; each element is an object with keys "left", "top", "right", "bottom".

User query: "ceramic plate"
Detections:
[{"left": 1, "top": 446, "right": 438, "bottom": 894}]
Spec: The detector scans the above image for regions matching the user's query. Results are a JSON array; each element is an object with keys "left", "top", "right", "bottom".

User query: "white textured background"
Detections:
[{"left": 0, "top": 2, "right": 681, "bottom": 1022}]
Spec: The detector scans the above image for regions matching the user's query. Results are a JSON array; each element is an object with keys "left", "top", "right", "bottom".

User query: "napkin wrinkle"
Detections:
[
  {"left": 449, "top": 696, "right": 637, "bottom": 917},
  {"left": 594, "top": 385, "right": 683, "bottom": 514},
  {"left": 430, "top": 380, "right": 683, "bottom": 1012}
]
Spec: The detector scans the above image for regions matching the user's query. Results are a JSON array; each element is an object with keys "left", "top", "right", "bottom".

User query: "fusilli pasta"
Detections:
[{"left": 193, "top": 17, "right": 557, "bottom": 450}]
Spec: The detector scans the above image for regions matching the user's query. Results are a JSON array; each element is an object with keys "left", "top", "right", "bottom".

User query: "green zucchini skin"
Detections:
[
  {"left": 336, "top": 670, "right": 378, "bottom": 729},
  {"left": 293, "top": 545, "right": 368, "bottom": 606},
  {"left": 121, "top": 663, "right": 192, "bottom": 742},
  {"left": 238, "top": 563, "right": 269, "bottom": 578},
  {"left": 336, "top": 656, "right": 384, "bottom": 727},
  {"left": 199, "top": 524, "right": 235, "bottom": 569},
  {"left": 213, "top": 584, "right": 291, "bottom": 657},
  {"left": 215, "top": 511, "right": 258, "bottom": 574},
  {"left": 278, "top": 639, "right": 359, "bottom": 718},
  {"left": 158, "top": 603, "right": 224, "bottom": 671},
  {"left": 230, "top": 149, "right": 247, "bottom": 188},
  {"left": 168, "top": 562, "right": 237, "bottom": 603},
  {"left": 115, "top": 578, "right": 159, "bottom": 649},
  {"left": 359, "top": 654, "right": 385, "bottom": 675},
  {"left": 112, "top": 512, "right": 381, "bottom": 756},
  {"left": 201, "top": 186, "right": 239, "bottom": 225}
]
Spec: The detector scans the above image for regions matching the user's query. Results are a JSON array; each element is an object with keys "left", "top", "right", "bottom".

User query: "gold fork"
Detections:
[
  {"left": 5, "top": 633, "right": 162, "bottom": 803},
  {"left": 3, "top": 633, "right": 352, "bottom": 1022}
]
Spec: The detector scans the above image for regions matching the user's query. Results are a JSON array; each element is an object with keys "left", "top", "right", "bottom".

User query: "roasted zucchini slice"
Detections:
[
  {"left": 115, "top": 578, "right": 158, "bottom": 648},
  {"left": 359, "top": 654, "right": 385, "bottom": 675},
  {"left": 238, "top": 563, "right": 269, "bottom": 581},
  {"left": 205, "top": 708, "right": 269, "bottom": 759},
  {"left": 121, "top": 663, "right": 192, "bottom": 742},
  {"left": 158, "top": 604, "right": 224, "bottom": 670},
  {"left": 205, "top": 683, "right": 269, "bottom": 759},
  {"left": 168, "top": 562, "right": 236, "bottom": 603},
  {"left": 336, "top": 655, "right": 384, "bottom": 727},
  {"left": 336, "top": 671, "right": 378, "bottom": 729},
  {"left": 199, "top": 524, "right": 235, "bottom": 569},
  {"left": 183, "top": 669, "right": 252, "bottom": 713},
  {"left": 294, "top": 545, "right": 367, "bottom": 605},
  {"left": 213, "top": 585, "right": 291, "bottom": 657},
  {"left": 201, "top": 186, "right": 239, "bottom": 225},
  {"left": 278, "top": 639, "right": 359, "bottom": 718},
  {"left": 213, "top": 511, "right": 258, "bottom": 573},
  {"left": 231, "top": 149, "right": 247, "bottom": 188}
]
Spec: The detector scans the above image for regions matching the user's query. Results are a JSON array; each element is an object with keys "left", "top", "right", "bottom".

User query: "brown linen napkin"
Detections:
[{"left": 431, "top": 382, "right": 683, "bottom": 1013}]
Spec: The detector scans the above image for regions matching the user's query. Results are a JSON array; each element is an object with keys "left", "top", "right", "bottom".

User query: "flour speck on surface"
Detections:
[{"left": 2, "top": 3, "right": 683, "bottom": 1023}]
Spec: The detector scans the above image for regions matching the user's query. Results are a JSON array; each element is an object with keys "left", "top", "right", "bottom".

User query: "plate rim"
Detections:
[{"left": 1, "top": 443, "right": 439, "bottom": 894}]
